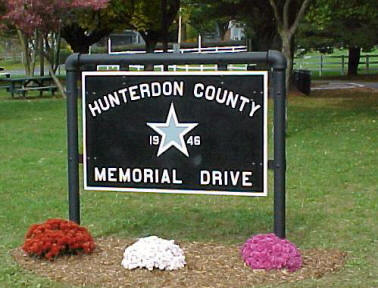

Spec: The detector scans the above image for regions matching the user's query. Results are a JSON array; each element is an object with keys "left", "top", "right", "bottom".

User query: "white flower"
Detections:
[{"left": 121, "top": 236, "right": 186, "bottom": 271}]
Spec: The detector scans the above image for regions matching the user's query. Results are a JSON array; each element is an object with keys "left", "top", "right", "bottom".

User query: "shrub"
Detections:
[
  {"left": 22, "top": 218, "right": 95, "bottom": 260},
  {"left": 121, "top": 236, "right": 186, "bottom": 271},
  {"left": 241, "top": 233, "right": 302, "bottom": 272}
]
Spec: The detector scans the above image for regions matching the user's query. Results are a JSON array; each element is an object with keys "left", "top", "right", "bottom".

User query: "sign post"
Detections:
[{"left": 65, "top": 51, "right": 287, "bottom": 237}]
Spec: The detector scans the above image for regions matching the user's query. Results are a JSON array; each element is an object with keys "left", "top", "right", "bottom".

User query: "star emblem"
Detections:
[{"left": 147, "top": 102, "right": 198, "bottom": 157}]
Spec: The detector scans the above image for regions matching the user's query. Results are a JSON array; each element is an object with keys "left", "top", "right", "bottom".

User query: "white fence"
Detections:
[
  {"left": 0, "top": 54, "right": 23, "bottom": 63},
  {"left": 108, "top": 45, "right": 248, "bottom": 55},
  {"left": 97, "top": 63, "right": 249, "bottom": 72},
  {"left": 103, "top": 45, "right": 248, "bottom": 71},
  {"left": 3, "top": 46, "right": 377, "bottom": 76},
  {"left": 108, "top": 45, "right": 378, "bottom": 75},
  {"left": 294, "top": 54, "right": 378, "bottom": 76}
]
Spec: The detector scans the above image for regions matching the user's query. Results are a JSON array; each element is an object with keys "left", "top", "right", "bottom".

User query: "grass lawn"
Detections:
[{"left": 0, "top": 87, "right": 377, "bottom": 287}]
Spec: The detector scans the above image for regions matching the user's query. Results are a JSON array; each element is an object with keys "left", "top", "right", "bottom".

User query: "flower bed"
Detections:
[{"left": 12, "top": 237, "right": 347, "bottom": 288}]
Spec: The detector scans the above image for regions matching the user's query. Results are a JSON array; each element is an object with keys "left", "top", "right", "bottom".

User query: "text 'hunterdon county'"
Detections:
[{"left": 87, "top": 80, "right": 261, "bottom": 118}]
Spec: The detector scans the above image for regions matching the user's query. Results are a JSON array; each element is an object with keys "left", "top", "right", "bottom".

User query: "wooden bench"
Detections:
[{"left": 16, "top": 85, "right": 57, "bottom": 97}]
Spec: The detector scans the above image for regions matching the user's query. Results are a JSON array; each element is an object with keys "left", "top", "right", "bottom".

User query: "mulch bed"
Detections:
[{"left": 11, "top": 237, "right": 346, "bottom": 288}]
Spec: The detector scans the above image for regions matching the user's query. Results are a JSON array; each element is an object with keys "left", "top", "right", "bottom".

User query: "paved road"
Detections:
[
  {"left": 312, "top": 80, "right": 378, "bottom": 90},
  {"left": 6, "top": 66, "right": 65, "bottom": 76}
]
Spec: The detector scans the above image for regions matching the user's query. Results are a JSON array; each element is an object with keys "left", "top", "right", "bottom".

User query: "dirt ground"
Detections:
[{"left": 12, "top": 237, "right": 346, "bottom": 288}]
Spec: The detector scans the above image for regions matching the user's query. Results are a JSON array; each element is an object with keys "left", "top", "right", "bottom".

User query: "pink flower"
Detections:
[{"left": 241, "top": 233, "right": 302, "bottom": 272}]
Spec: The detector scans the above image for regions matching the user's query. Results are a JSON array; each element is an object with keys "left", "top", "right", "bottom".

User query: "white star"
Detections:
[{"left": 147, "top": 103, "right": 198, "bottom": 157}]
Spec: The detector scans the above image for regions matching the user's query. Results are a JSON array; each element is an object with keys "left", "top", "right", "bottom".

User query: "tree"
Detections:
[
  {"left": 1, "top": 0, "right": 108, "bottom": 95},
  {"left": 0, "top": 1, "right": 36, "bottom": 75},
  {"left": 298, "top": 0, "right": 378, "bottom": 76},
  {"left": 61, "top": 23, "right": 112, "bottom": 54},
  {"left": 80, "top": 0, "right": 180, "bottom": 54},
  {"left": 239, "top": 1, "right": 280, "bottom": 51},
  {"left": 183, "top": 0, "right": 278, "bottom": 50},
  {"left": 185, "top": 0, "right": 310, "bottom": 88},
  {"left": 182, "top": 2, "right": 235, "bottom": 41},
  {"left": 61, "top": 0, "right": 133, "bottom": 53},
  {"left": 268, "top": 0, "right": 312, "bottom": 89},
  {"left": 127, "top": 0, "right": 180, "bottom": 53}
]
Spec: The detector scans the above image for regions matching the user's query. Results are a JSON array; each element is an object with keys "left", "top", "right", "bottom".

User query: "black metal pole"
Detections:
[
  {"left": 73, "top": 52, "right": 269, "bottom": 66},
  {"left": 272, "top": 67, "right": 286, "bottom": 238},
  {"left": 66, "top": 66, "right": 80, "bottom": 224}
]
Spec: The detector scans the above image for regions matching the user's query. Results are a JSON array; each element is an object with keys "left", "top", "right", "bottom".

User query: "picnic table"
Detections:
[
  {"left": 0, "top": 67, "right": 10, "bottom": 79},
  {"left": 0, "top": 75, "right": 57, "bottom": 97}
]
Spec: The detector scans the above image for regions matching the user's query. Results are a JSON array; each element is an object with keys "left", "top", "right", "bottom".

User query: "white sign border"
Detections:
[{"left": 82, "top": 71, "right": 268, "bottom": 197}]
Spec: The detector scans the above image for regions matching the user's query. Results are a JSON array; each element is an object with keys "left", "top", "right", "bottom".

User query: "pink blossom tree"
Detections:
[{"left": 1, "top": 0, "right": 108, "bottom": 96}]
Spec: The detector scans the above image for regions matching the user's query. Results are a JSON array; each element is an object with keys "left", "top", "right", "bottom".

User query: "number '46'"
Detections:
[{"left": 187, "top": 136, "right": 201, "bottom": 146}]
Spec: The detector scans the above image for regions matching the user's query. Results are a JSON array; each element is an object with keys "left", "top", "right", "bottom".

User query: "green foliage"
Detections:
[
  {"left": 106, "top": 0, "right": 180, "bottom": 51},
  {"left": 73, "top": 1, "right": 127, "bottom": 32},
  {"left": 182, "top": 2, "right": 232, "bottom": 38},
  {"left": 183, "top": 0, "right": 278, "bottom": 49},
  {"left": 298, "top": 0, "right": 378, "bottom": 52}
]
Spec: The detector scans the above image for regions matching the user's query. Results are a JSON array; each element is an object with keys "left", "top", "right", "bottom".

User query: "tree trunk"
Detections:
[
  {"left": 268, "top": 0, "right": 311, "bottom": 93},
  {"left": 68, "top": 42, "right": 90, "bottom": 54},
  {"left": 17, "top": 30, "right": 32, "bottom": 76},
  {"left": 39, "top": 36, "right": 44, "bottom": 76},
  {"left": 217, "top": 21, "right": 229, "bottom": 41},
  {"left": 161, "top": 0, "right": 168, "bottom": 52},
  {"left": 44, "top": 55, "right": 65, "bottom": 97},
  {"left": 141, "top": 33, "right": 158, "bottom": 71},
  {"left": 161, "top": 0, "right": 168, "bottom": 71},
  {"left": 42, "top": 39, "right": 65, "bottom": 97},
  {"left": 53, "top": 33, "right": 61, "bottom": 74},
  {"left": 145, "top": 39, "right": 157, "bottom": 70},
  {"left": 281, "top": 33, "right": 293, "bottom": 92},
  {"left": 348, "top": 47, "right": 360, "bottom": 76}
]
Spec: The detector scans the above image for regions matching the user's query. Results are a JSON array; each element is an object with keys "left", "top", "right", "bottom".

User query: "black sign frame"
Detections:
[
  {"left": 65, "top": 51, "right": 287, "bottom": 237},
  {"left": 82, "top": 71, "right": 268, "bottom": 196}
]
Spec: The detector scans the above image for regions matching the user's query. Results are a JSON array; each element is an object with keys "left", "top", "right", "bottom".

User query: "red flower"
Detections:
[{"left": 22, "top": 218, "right": 95, "bottom": 260}]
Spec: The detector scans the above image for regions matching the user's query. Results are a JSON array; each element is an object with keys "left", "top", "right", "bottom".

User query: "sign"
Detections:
[{"left": 82, "top": 71, "right": 268, "bottom": 196}]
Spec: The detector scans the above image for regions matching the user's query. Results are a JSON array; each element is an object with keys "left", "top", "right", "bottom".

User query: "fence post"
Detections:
[
  {"left": 320, "top": 55, "right": 323, "bottom": 77},
  {"left": 198, "top": 34, "right": 202, "bottom": 53},
  {"left": 341, "top": 55, "right": 345, "bottom": 75},
  {"left": 366, "top": 55, "right": 369, "bottom": 72}
]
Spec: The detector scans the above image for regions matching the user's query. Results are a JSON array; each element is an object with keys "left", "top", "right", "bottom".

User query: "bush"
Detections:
[
  {"left": 22, "top": 218, "right": 95, "bottom": 260},
  {"left": 241, "top": 233, "right": 302, "bottom": 272}
]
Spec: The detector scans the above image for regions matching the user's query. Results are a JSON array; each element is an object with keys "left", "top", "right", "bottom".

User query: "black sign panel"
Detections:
[{"left": 83, "top": 72, "right": 267, "bottom": 196}]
